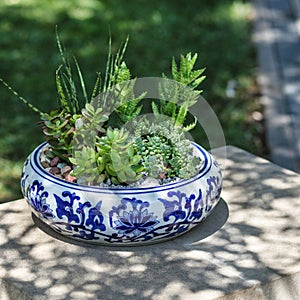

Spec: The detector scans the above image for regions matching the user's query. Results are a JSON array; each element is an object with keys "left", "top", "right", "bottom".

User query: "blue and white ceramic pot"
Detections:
[{"left": 21, "top": 142, "right": 222, "bottom": 245}]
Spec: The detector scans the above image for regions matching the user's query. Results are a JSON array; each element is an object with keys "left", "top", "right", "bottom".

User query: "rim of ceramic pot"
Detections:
[{"left": 28, "top": 142, "right": 213, "bottom": 194}]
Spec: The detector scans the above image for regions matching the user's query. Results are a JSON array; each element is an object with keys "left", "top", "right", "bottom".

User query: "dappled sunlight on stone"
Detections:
[
  {"left": 0, "top": 146, "right": 299, "bottom": 299},
  {"left": 29, "top": 242, "right": 58, "bottom": 260},
  {"left": 0, "top": 229, "right": 8, "bottom": 246},
  {"left": 129, "top": 264, "right": 147, "bottom": 273},
  {"left": 9, "top": 265, "right": 36, "bottom": 282},
  {"left": 48, "top": 284, "right": 74, "bottom": 297},
  {"left": 114, "top": 251, "right": 133, "bottom": 258},
  {"left": 81, "top": 259, "right": 112, "bottom": 273}
]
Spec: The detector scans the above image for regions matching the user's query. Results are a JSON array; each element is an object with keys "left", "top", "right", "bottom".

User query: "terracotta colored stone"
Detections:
[{"left": 65, "top": 174, "right": 77, "bottom": 183}]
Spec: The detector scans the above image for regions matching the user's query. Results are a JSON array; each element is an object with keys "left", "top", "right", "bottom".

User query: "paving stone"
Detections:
[{"left": 253, "top": 0, "right": 300, "bottom": 173}]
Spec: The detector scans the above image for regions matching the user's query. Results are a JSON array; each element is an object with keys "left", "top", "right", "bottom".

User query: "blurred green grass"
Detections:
[{"left": 0, "top": 0, "right": 266, "bottom": 201}]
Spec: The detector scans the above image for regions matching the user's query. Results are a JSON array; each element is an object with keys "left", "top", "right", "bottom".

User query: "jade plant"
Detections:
[{"left": 0, "top": 30, "right": 206, "bottom": 187}]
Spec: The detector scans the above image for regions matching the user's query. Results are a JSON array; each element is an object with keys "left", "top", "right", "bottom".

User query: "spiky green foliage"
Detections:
[
  {"left": 55, "top": 28, "right": 87, "bottom": 114},
  {"left": 0, "top": 78, "right": 43, "bottom": 115},
  {"left": 171, "top": 53, "right": 206, "bottom": 89},
  {"left": 153, "top": 53, "right": 206, "bottom": 131},
  {"left": 113, "top": 62, "right": 146, "bottom": 123},
  {"left": 93, "top": 47, "right": 145, "bottom": 123},
  {"left": 94, "top": 37, "right": 130, "bottom": 109},
  {"left": 1, "top": 30, "right": 207, "bottom": 186}
]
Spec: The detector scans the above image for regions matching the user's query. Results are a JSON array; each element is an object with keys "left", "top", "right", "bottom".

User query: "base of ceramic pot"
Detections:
[
  {"left": 31, "top": 213, "right": 199, "bottom": 247},
  {"left": 32, "top": 198, "right": 229, "bottom": 247}
]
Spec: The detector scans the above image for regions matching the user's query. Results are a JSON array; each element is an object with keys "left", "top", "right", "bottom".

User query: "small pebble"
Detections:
[
  {"left": 65, "top": 174, "right": 77, "bottom": 183},
  {"left": 61, "top": 165, "right": 72, "bottom": 176},
  {"left": 57, "top": 163, "right": 67, "bottom": 169},
  {"left": 140, "top": 176, "right": 160, "bottom": 188},
  {"left": 40, "top": 153, "right": 50, "bottom": 168},
  {"left": 54, "top": 174, "right": 63, "bottom": 179},
  {"left": 45, "top": 167, "right": 52, "bottom": 173},
  {"left": 41, "top": 161, "right": 50, "bottom": 168},
  {"left": 50, "top": 166, "right": 60, "bottom": 175},
  {"left": 50, "top": 156, "right": 60, "bottom": 167},
  {"left": 158, "top": 172, "right": 167, "bottom": 179}
]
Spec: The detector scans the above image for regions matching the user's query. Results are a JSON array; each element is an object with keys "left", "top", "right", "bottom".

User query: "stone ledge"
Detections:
[{"left": 0, "top": 146, "right": 299, "bottom": 299}]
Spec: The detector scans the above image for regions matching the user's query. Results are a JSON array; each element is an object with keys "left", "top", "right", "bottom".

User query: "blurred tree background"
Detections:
[{"left": 0, "top": 0, "right": 267, "bottom": 201}]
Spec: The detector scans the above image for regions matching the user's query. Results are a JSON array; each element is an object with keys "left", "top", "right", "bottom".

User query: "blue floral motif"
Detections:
[
  {"left": 109, "top": 198, "right": 159, "bottom": 237},
  {"left": 158, "top": 191, "right": 187, "bottom": 222},
  {"left": 157, "top": 189, "right": 204, "bottom": 237},
  {"left": 205, "top": 175, "right": 222, "bottom": 212},
  {"left": 53, "top": 191, "right": 106, "bottom": 240},
  {"left": 159, "top": 190, "right": 204, "bottom": 222},
  {"left": 55, "top": 191, "right": 80, "bottom": 223},
  {"left": 86, "top": 201, "right": 106, "bottom": 231},
  {"left": 105, "top": 188, "right": 211, "bottom": 243},
  {"left": 26, "top": 180, "right": 54, "bottom": 219}
]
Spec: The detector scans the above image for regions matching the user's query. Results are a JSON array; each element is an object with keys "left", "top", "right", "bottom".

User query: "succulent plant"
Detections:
[
  {"left": 40, "top": 109, "right": 80, "bottom": 162},
  {"left": 68, "top": 146, "right": 100, "bottom": 185},
  {"left": 135, "top": 135, "right": 173, "bottom": 178},
  {"left": 133, "top": 118, "right": 202, "bottom": 180},
  {"left": 96, "top": 128, "right": 144, "bottom": 185},
  {"left": 70, "top": 127, "right": 144, "bottom": 185},
  {"left": 1, "top": 30, "right": 206, "bottom": 187}
]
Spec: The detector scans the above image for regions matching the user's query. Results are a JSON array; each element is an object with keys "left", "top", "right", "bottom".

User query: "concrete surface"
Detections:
[
  {"left": 0, "top": 145, "right": 300, "bottom": 300},
  {"left": 253, "top": 0, "right": 300, "bottom": 173}
]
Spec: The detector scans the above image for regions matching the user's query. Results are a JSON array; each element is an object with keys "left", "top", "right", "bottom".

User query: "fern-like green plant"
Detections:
[{"left": 152, "top": 52, "right": 206, "bottom": 131}]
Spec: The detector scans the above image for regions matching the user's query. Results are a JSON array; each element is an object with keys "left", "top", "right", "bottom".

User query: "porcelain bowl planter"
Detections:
[{"left": 21, "top": 142, "right": 222, "bottom": 246}]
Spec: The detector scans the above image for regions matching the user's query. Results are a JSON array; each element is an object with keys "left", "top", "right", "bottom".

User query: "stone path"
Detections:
[{"left": 253, "top": 0, "right": 300, "bottom": 173}]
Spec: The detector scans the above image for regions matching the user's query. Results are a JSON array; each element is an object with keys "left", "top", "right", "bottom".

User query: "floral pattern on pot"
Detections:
[{"left": 21, "top": 142, "right": 223, "bottom": 245}]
